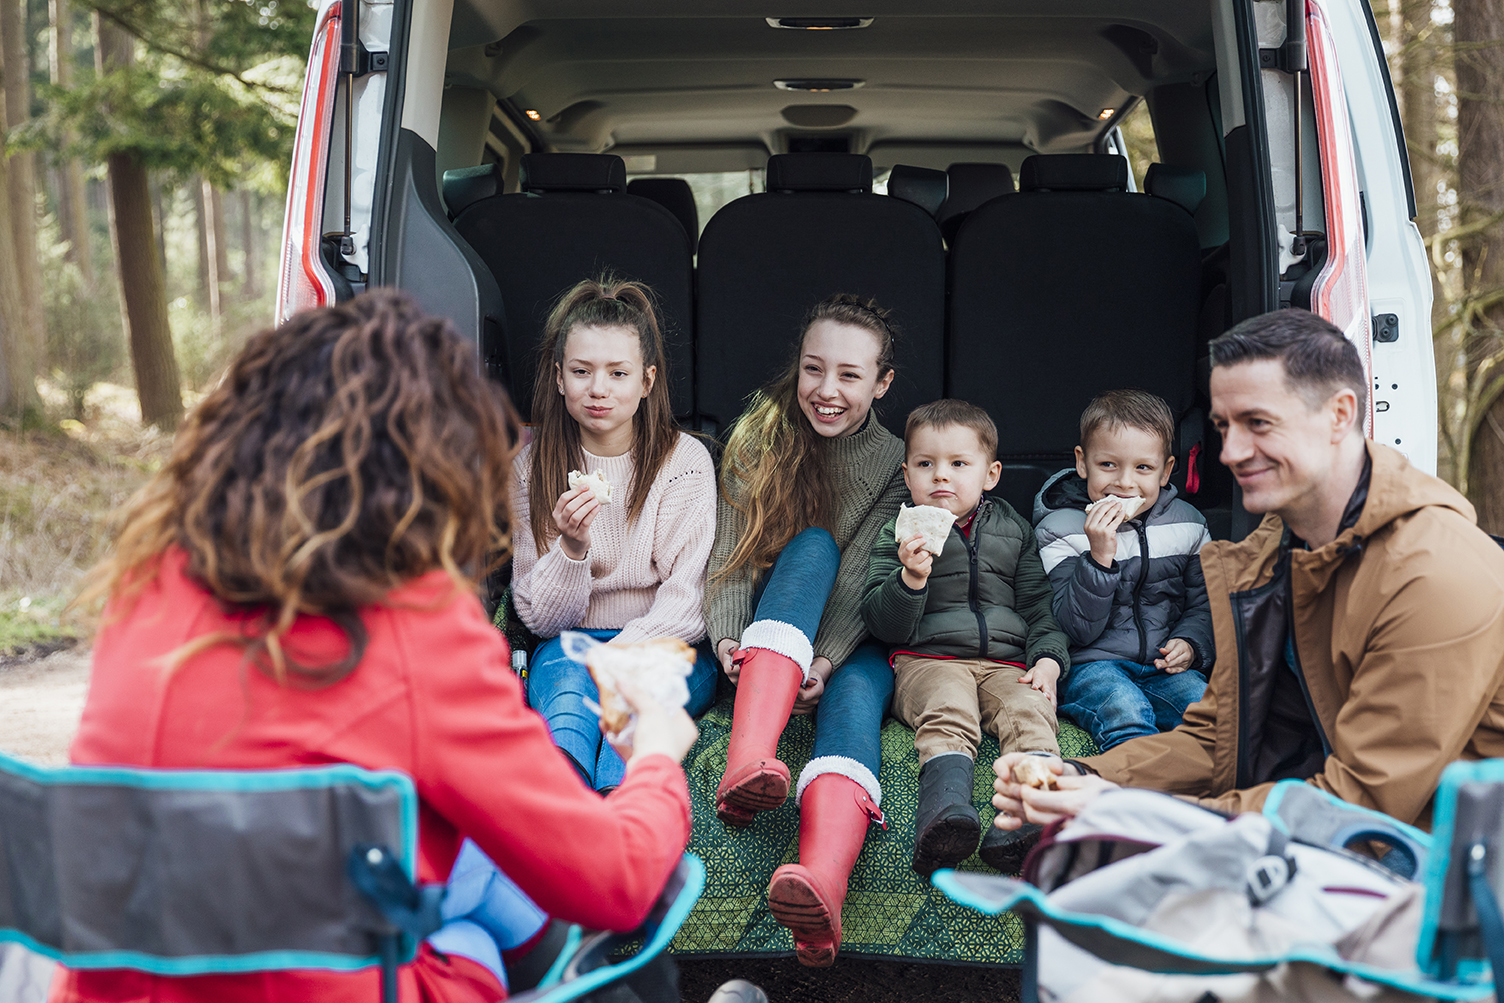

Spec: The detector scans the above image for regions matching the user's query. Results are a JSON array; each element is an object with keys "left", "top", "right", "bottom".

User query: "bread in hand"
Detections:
[
  {"left": 580, "top": 636, "right": 695, "bottom": 738},
  {"left": 1084, "top": 495, "right": 1145, "bottom": 520},
  {"left": 568, "top": 469, "right": 613, "bottom": 505},
  {"left": 894, "top": 503, "right": 958, "bottom": 556},
  {"left": 1013, "top": 756, "right": 1058, "bottom": 790}
]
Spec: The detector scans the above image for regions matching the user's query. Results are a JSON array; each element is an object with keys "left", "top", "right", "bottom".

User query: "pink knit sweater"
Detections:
[{"left": 510, "top": 432, "right": 716, "bottom": 644}]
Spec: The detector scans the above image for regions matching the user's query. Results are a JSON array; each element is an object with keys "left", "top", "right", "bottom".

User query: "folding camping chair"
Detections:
[
  {"left": 0, "top": 750, "right": 702, "bottom": 1003},
  {"left": 935, "top": 772, "right": 1504, "bottom": 1003}
]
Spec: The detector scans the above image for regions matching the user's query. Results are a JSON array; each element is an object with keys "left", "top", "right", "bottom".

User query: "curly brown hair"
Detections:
[{"left": 85, "top": 290, "right": 522, "bottom": 686}]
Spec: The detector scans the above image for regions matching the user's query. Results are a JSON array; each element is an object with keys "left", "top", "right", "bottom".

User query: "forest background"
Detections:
[{"left": 0, "top": 0, "right": 1500, "bottom": 656}]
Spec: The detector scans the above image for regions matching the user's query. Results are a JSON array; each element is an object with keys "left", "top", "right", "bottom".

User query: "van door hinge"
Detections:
[{"left": 1372, "top": 314, "right": 1399, "bottom": 344}]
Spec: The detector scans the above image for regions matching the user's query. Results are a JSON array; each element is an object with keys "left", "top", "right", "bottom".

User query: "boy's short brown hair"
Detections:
[
  {"left": 1079, "top": 389, "right": 1175, "bottom": 459},
  {"left": 905, "top": 399, "right": 998, "bottom": 459}
]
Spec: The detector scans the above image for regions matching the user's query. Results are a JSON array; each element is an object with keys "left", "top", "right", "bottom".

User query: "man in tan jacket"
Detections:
[{"left": 995, "top": 309, "right": 1504, "bottom": 829}]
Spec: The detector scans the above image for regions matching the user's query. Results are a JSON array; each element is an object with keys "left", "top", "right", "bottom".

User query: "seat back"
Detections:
[
  {"left": 454, "top": 154, "right": 695, "bottom": 420},
  {"left": 947, "top": 154, "right": 1202, "bottom": 513},
  {"left": 937, "top": 162, "right": 1016, "bottom": 242},
  {"left": 0, "top": 753, "right": 417, "bottom": 974},
  {"left": 625, "top": 178, "right": 700, "bottom": 254},
  {"left": 695, "top": 153, "right": 945, "bottom": 436}
]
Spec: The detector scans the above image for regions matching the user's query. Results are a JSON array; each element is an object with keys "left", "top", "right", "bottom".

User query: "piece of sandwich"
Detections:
[
  {"left": 567, "top": 634, "right": 695, "bottom": 739},
  {"left": 1084, "top": 495, "right": 1145, "bottom": 520},
  {"left": 1014, "top": 756, "right": 1058, "bottom": 791},
  {"left": 894, "top": 503, "right": 958, "bottom": 556},
  {"left": 568, "top": 469, "right": 613, "bottom": 505}
]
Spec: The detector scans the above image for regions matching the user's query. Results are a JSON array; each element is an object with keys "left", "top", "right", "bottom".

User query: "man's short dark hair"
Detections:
[
  {"left": 905, "top": 399, "right": 999, "bottom": 459},
  {"left": 1208, "top": 308, "right": 1368, "bottom": 417},
  {"left": 1079, "top": 389, "right": 1176, "bottom": 459}
]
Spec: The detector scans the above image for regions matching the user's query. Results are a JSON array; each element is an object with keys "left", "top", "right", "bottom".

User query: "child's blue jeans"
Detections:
[
  {"left": 1059, "top": 659, "right": 1207, "bottom": 751},
  {"left": 428, "top": 839, "right": 548, "bottom": 989},
  {"left": 527, "top": 629, "right": 719, "bottom": 791}
]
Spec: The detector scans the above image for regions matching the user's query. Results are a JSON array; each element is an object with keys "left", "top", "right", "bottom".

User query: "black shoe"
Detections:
[
  {"left": 978, "top": 821, "right": 1043, "bottom": 874},
  {"left": 911, "top": 754, "right": 981, "bottom": 877},
  {"left": 707, "top": 980, "right": 770, "bottom": 1003}
]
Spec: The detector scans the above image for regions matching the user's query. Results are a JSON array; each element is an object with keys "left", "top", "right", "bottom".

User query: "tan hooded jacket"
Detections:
[{"left": 1080, "top": 442, "right": 1504, "bottom": 827}]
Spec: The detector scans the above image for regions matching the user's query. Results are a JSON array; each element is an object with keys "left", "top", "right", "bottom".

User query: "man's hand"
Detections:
[
  {"left": 1083, "top": 498, "right": 1128, "bottom": 568},
  {"left": 992, "top": 753, "right": 1117, "bottom": 830},
  {"left": 1155, "top": 638, "right": 1195, "bottom": 674},
  {"left": 793, "top": 656, "right": 834, "bottom": 715},
  {"left": 717, "top": 638, "right": 740, "bottom": 682},
  {"left": 552, "top": 485, "right": 600, "bottom": 562},
  {"left": 1019, "top": 657, "right": 1061, "bottom": 708},
  {"left": 897, "top": 535, "right": 933, "bottom": 591}
]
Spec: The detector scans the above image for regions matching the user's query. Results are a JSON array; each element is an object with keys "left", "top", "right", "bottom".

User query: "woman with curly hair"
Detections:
[
  {"left": 55, "top": 291, "right": 697, "bottom": 1002},
  {"left": 706, "top": 294, "right": 908, "bottom": 967}
]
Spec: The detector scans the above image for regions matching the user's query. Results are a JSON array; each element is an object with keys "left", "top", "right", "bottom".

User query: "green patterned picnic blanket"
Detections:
[{"left": 672, "top": 694, "right": 1099, "bottom": 964}]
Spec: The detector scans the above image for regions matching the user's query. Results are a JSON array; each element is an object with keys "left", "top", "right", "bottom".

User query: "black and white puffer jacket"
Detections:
[{"left": 1031, "top": 469, "right": 1216, "bottom": 671}]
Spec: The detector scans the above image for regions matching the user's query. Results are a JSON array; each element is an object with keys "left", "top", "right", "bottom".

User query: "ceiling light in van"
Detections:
[
  {"left": 766, "top": 17, "right": 873, "bottom": 29},
  {"left": 1098, "top": 108, "right": 1115, "bottom": 120},
  {"left": 524, "top": 109, "right": 542, "bottom": 121},
  {"left": 774, "top": 79, "right": 865, "bottom": 92}
]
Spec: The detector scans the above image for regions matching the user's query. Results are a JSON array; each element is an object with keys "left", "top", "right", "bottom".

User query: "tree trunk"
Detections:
[
  {"left": 1455, "top": 0, "right": 1504, "bottom": 534},
  {"left": 192, "top": 174, "right": 211, "bottom": 306},
  {"left": 149, "top": 177, "right": 167, "bottom": 279},
  {"left": 96, "top": 14, "right": 181, "bottom": 430},
  {"left": 0, "top": 14, "right": 23, "bottom": 417},
  {"left": 239, "top": 189, "right": 259, "bottom": 298},
  {"left": 211, "top": 185, "right": 229, "bottom": 284},
  {"left": 2, "top": 0, "right": 44, "bottom": 415},
  {"left": 48, "top": 0, "right": 91, "bottom": 283},
  {"left": 201, "top": 176, "right": 222, "bottom": 332}
]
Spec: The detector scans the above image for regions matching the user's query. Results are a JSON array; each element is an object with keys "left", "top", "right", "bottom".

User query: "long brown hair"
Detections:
[
  {"left": 716, "top": 294, "right": 899, "bottom": 580},
  {"left": 528, "top": 275, "right": 678, "bottom": 552},
  {"left": 84, "top": 290, "right": 522, "bottom": 686}
]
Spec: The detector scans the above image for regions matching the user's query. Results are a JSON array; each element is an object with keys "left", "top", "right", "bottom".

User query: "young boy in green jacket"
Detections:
[{"left": 861, "top": 399, "right": 1069, "bottom": 876}]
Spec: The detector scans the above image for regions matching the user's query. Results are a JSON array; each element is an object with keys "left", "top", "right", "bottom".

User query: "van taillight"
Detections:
[
  {"left": 274, "top": 3, "right": 341, "bottom": 325},
  {"left": 1305, "top": 0, "right": 1375, "bottom": 432}
]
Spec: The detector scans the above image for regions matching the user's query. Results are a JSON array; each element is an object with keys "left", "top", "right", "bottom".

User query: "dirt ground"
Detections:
[{"left": 0, "top": 647, "right": 89, "bottom": 766}]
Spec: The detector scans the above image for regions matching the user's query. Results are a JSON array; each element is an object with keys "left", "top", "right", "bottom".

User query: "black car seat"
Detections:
[
  {"left": 694, "top": 153, "right": 945, "bottom": 436},
  {"left": 626, "top": 178, "right": 701, "bottom": 254},
  {"left": 441, "top": 162, "right": 503, "bottom": 219},
  {"left": 887, "top": 164, "right": 948, "bottom": 217},
  {"left": 937, "top": 162, "right": 1016, "bottom": 243},
  {"left": 947, "top": 154, "right": 1202, "bottom": 514},
  {"left": 452, "top": 153, "right": 695, "bottom": 420}
]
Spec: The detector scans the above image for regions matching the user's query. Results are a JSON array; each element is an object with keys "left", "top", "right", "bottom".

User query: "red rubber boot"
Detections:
[
  {"left": 714, "top": 647, "right": 803, "bottom": 826},
  {"left": 766, "top": 773, "right": 882, "bottom": 967}
]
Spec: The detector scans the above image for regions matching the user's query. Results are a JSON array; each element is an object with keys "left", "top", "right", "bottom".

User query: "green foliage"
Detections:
[
  {"left": 39, "top": 226, "right": 125, "bottom": 419},
  {"left": 14, "top": 0, "right": 314, "bottom": 192}
]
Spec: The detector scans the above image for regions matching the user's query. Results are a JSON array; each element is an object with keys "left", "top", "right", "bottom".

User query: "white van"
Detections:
[{"left": 273, "top": 0, "right": 1437, "bottom": 970}]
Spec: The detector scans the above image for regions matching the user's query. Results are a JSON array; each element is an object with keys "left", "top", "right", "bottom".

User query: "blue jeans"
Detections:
[
  {"left": 428, "top": 839, "right": 548, "bottom": 989},
  {"left": 752, "top": 528, "right": 894, "bottom": 780},
  {"left": 528, "top": 629, "right": 719, "bottom": 790},
  {"left": 1059, "top": 659, "right": 1208, "bottom": 751}
]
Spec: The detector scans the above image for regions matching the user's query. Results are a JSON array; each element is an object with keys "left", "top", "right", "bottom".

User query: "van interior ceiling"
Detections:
[{"left": 419, "top": 1, "right": 1268, "bottom": 539}]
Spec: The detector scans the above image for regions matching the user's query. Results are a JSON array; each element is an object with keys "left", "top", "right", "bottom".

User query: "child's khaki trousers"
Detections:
[{"left": 891, "top": 655, "right": 1060, "bottom": 765}]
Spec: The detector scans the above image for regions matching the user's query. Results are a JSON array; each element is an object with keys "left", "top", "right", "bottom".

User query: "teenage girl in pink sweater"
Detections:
[{"left": 512, "top": 276, "right": 719, "bottom": 792}]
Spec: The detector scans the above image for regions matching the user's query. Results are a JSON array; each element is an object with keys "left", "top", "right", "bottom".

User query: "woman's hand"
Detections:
[
  {"left": 552, "top": 486, "right": 600, "bottom": 562},
  {"left": 610, "top": 678, "right": 699, "bottom": 767},
  {"left": 717, "top": 638, "right": 740, "bottom": 682},
  {"left": 991, "top": 753, "right": 1118, "bottom": 830},
  {"left": 792, "top": 656, "right": 834, "bottom": 716}
]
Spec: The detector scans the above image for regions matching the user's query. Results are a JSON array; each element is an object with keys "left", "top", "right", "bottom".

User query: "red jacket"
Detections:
[{"left": 49, "top": 549, "right": 692, "bottom": 1003}]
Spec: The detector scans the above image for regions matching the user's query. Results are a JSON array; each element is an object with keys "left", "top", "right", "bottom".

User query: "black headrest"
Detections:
[
  {"left": 887, "top": 164, "right": 948, "bottom": 217},
  {"left": 626, "top": 177, "right": 700, "bottom": 254},
  {"left": 1144, "top": 163, "right": 1207, "bottom": 216},
  {"left": 520, "top": 153, "right": 625, "bottom": 193},
  {"left": 765, "top": 153, "right": 873, "bottom": 193},
  {"left": 442, "top": 162, "right": 503, "bottom": 218},
  {"left": 939, "top": 163, "right": 1016, "bottom": 221},
  {"left": 1018, "top": 154, "right": 1128, "bottom": 193}
]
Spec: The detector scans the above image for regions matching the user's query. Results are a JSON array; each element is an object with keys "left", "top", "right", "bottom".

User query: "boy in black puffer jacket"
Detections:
[
  {"left": 861, "top": 400, "right": 1070, "bottom": 877},
  {"left": 1032, "top": 389, "right": 1215, "bottom": 754}
]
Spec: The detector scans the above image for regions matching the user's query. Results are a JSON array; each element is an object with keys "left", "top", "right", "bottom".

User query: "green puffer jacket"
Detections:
[{"left": 861, "top": 496, "right": 1070, "bottom": 668}]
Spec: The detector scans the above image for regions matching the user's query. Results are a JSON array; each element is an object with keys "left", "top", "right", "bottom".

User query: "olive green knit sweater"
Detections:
[{"left": 705, "top": 413, "right": 908, "bottom": 667}]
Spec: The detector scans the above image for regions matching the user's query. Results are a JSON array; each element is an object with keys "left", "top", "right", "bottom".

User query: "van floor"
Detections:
[{"left": 678, "top": 957, "right": 1022, "bottom": 1003}]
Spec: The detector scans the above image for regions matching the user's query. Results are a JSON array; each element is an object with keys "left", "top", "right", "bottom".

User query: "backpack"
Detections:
[{"left": 936, "top": 766, "right": 1504, "bottom": 1003}]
